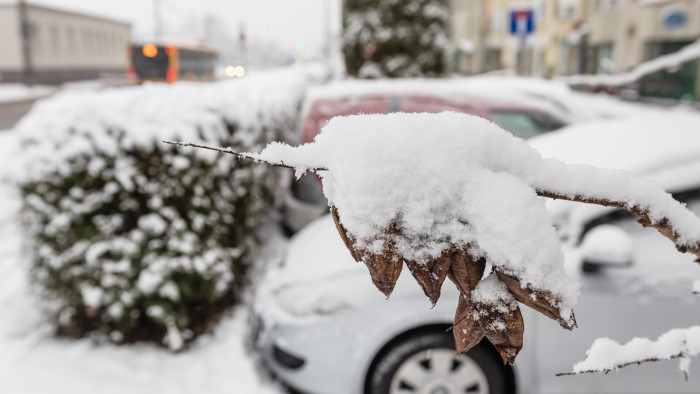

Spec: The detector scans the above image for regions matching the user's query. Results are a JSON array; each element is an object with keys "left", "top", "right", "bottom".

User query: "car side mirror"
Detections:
[{"left": 580, "top": 225, "right": 633, "bottom": 274}]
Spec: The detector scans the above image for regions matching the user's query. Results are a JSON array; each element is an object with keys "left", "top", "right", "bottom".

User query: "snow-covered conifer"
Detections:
[{"left": 342, "top": 0, "right": 449, "bottom": 78}]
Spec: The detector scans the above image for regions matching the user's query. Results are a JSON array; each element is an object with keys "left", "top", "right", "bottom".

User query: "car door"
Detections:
[{"left": 533, "top": 192, "right": 700, "bottom": 393}]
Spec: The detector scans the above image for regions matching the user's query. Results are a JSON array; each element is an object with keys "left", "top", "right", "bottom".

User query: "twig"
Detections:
[
  {"left": 536, "top": 189, "right": 700, "bottom": 262},
  {"left": 162, "top": 140, "right": 328, "bottom": 171},
  {"left": 556, "top": 352, "right": 686, "bottom": 378}
]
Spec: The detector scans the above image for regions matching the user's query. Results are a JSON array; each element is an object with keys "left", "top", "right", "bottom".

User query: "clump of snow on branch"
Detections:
[
  {"left": 471, "top": 274, "right": 517, "bottom": 311},
  {"left": 560, "top": 38, "right": 700, "bottom": 87},
  {"left": 252, "top": 112, "right": 700, "bottom": 323},
  {"left": 570, "top": 326, "right": 700, "bottom": 377}
]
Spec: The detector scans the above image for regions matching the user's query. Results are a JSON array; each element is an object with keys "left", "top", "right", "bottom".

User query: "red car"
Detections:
[{"left": 285, "top": 80, "right": 568, "bottom": 232}]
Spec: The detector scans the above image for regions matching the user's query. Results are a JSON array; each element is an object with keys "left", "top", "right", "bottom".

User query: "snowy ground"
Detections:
[
  {"left": 0, "top": 130, "right": 286, "bottom": 393},
  {"left": 0, "top": 84, "right": 56, "bottom": 104}
]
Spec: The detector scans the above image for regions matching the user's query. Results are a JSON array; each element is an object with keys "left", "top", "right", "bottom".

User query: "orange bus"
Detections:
[{"left": 128, "top": 43, "right": 216, "bottom": 83}]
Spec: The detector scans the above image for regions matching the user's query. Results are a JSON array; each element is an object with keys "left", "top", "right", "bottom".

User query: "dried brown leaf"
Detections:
[
  {"left": 453, "top": 295, "right": 485, "bottom": 355},
  {"left": 496, "top": 270, "right": 576, "bottom": 330},
  {"left": 360, "top": 252, "right": 403, "bottom": 298},
  {"left": 475, "top": 302, "right": 524, "bottom": 365},
  {"left": 332, "top": 207, "right": 403, "bottom": 297},
  {"left": 406, "top": 251, "right": 451, "bottom": 306},
  {"left": 447, "top": 249, "right": 486, "bottom": 297},
  {"left": 331, "top": 206, "right": 360, "bottom": 262}
]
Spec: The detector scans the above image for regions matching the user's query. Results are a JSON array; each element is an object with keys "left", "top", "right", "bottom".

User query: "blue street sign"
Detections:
[
  {"left": 664, "top": 11, "right": 687, "bottom": 29},
  {"left": 510, "top": 9, "right": 534, "bottom": 35}
]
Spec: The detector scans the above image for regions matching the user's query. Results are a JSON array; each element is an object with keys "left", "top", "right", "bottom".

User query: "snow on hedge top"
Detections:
[
  {"left": 12, "top": 66, "right": 323, "bottom": 183},
  {"left": 254, "top": 112, "right": 700, "bottom": 315}
]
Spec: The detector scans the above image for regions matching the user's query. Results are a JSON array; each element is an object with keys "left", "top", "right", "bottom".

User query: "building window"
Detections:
[
  {"left": 596, "top": 0, "right": 619, "bottom": 11},
  {"left": 31, "top": 24, "right": 41, "bottom": 50},
  {"left": 66, "top": 27, "right": 75, "bottom": 53},
  {"left": 83, "top": 29, "right": 90, "bottom": 52},
  {"left": 51, "top": 25, "right": 60, "bottom": 54},
  {"left": 596, "top": 43, "right": 614, "bottom": 74},
  {"left": 557, "top": 0, "right": 576, "bottom": 20}
]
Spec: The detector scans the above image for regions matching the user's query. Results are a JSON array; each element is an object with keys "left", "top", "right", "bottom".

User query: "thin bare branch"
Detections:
[
  {"left": 556, "top": 352, "right": 686, "bottom": 377},
  {"left": 162, "top": 140, "right": 328, "bottom": 171},
  {"left": 536, "top": 189, "right": 700, "bottom": 262}
]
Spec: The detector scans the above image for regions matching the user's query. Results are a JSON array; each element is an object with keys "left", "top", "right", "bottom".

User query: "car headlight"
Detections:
[{"left": 274, "top": 282, "right": 352, "bottom": 317}]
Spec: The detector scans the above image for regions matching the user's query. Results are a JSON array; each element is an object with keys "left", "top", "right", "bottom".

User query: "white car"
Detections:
[{"left": 252, "top": 114, "right": 700, "bottom": 394}]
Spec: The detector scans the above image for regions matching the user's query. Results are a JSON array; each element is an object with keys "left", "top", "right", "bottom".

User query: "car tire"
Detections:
[{"left": 366, "top": 330, "right": 509, "bottom": 394}]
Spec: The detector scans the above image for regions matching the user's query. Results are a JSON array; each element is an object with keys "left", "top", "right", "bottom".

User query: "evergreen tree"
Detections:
[{"left": 342, "top": 0, "right": 450, "bottom": 78}]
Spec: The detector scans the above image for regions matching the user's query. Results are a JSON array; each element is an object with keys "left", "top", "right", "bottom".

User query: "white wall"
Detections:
[
  {"left": 27, "top": 5, "right": 130, "bottom": 70},
  {"left": 0, "top": 5, "right": 23, "bottom": 69}
]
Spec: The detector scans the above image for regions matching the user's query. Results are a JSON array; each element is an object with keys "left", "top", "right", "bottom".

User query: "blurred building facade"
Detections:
[
  {"left": 450, "top": 0, "right": 700, "bottom": 99},
  {"left": 450, "top": 0, "right": 588, "bottom": 77},
  {"left": 586, "top": 0, "right": 700, "bottom": 100},
  {"left": 0, "top": 3, "right": 131, "bottom": 85}
]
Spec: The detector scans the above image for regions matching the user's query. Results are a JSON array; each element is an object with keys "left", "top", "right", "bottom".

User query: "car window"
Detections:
[
  {"left": 489, "top": 111, "right": 544, "bottom": 139},
  {"left": 490, "top": 111, "right": 568, "bottom": 139}
]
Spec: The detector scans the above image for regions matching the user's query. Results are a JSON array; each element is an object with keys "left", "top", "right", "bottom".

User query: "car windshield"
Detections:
[{"left": 490, "top": 110, "right": 567, "bottom": 139}]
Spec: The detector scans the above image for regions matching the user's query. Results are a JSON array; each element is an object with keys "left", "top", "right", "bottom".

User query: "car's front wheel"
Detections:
[{"left": 366, "top": 330, "right": 510, "bottom": 394}]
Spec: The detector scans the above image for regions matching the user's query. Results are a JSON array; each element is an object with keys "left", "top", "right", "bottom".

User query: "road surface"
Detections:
[{"left": 0, "top": 99, "right": 36, "bottom": 130}]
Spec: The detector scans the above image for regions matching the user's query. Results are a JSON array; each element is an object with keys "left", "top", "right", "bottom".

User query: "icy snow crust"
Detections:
[{"left": 255, "top": 112, "right": 700, "bottom": 319}]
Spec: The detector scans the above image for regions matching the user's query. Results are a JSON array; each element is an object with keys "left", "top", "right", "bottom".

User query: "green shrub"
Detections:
[{"left": 14, "top": 68, "right": 318, "bottom": 349}]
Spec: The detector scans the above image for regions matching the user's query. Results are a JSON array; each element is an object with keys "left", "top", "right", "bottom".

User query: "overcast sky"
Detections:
[{"left": 5, "top": 0, "right": 341, "bottom": 57}]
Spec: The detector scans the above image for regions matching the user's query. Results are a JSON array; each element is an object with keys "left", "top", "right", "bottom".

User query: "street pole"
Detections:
[
  {"left": 18, "top": 0, "right": 35, "bottom": 86},
  {"left": 154, "top": 0, "right": 162, "bottom": 41},
  {"left": 518, "top": 32, "right": 526, "bottom": 76},
  {"left": 323, "top": 0, "right": 331, "bottom": 65}
]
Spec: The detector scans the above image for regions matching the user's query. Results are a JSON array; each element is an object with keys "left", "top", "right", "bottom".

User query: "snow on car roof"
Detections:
[
  {"left": 463, "top": 75, "right": 669, "bottom": 122},
  {"left": 300, "top": 78, "right": 567, "bottom": 120}
]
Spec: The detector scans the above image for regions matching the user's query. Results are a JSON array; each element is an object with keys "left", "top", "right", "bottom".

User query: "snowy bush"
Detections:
[
  {"left": 342, "top": 0, "right": 449, "bottom": 78},
  {"left": 13, "top": 67, "right": 321, "bottom": 349}
]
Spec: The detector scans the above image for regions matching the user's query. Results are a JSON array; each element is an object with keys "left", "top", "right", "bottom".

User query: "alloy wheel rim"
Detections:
[{"left": 389, "top": 348, "right": 490, "bottom": 394}]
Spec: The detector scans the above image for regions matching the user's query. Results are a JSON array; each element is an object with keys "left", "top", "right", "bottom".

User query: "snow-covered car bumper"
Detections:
[{"left": 251, "top": 294, "right": 366, "bottom": 394}]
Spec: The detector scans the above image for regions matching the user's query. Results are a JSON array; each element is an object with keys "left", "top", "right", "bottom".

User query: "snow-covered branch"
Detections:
[
  {"left": 559, "top": 38, "right": 700, "bottom": 87},
  {"left": 536, "top": 189, "right": 700, "bottom": 261},
  {"left": 169, "top": 112, "right": 700, "bottom": 367},
  {"left": 162, "top": 140, "right": 328, "bottom": 173},
  {"left": 559, "top": 326, "right": 700, "bottom": 379}
]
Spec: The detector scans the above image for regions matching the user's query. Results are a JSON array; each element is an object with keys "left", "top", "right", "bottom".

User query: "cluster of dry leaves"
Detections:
[
  {"left": 331, "top": 186, "right": 700, "bottom": 365},
  {"left": 163, "top": 140, "right": 700, "bottom": 367}
]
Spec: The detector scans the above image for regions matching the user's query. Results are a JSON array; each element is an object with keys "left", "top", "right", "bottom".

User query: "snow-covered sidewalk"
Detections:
[
  {"left": 0, "top": 84, "right": 56, "bottom": 105},
  {"left": 0, "top": 129, "right": 285, "bottom": 394}
]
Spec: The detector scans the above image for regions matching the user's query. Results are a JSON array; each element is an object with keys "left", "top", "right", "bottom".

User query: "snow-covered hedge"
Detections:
[{"left": 13, "top": 67, "right": 320, "bottom": 349}]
